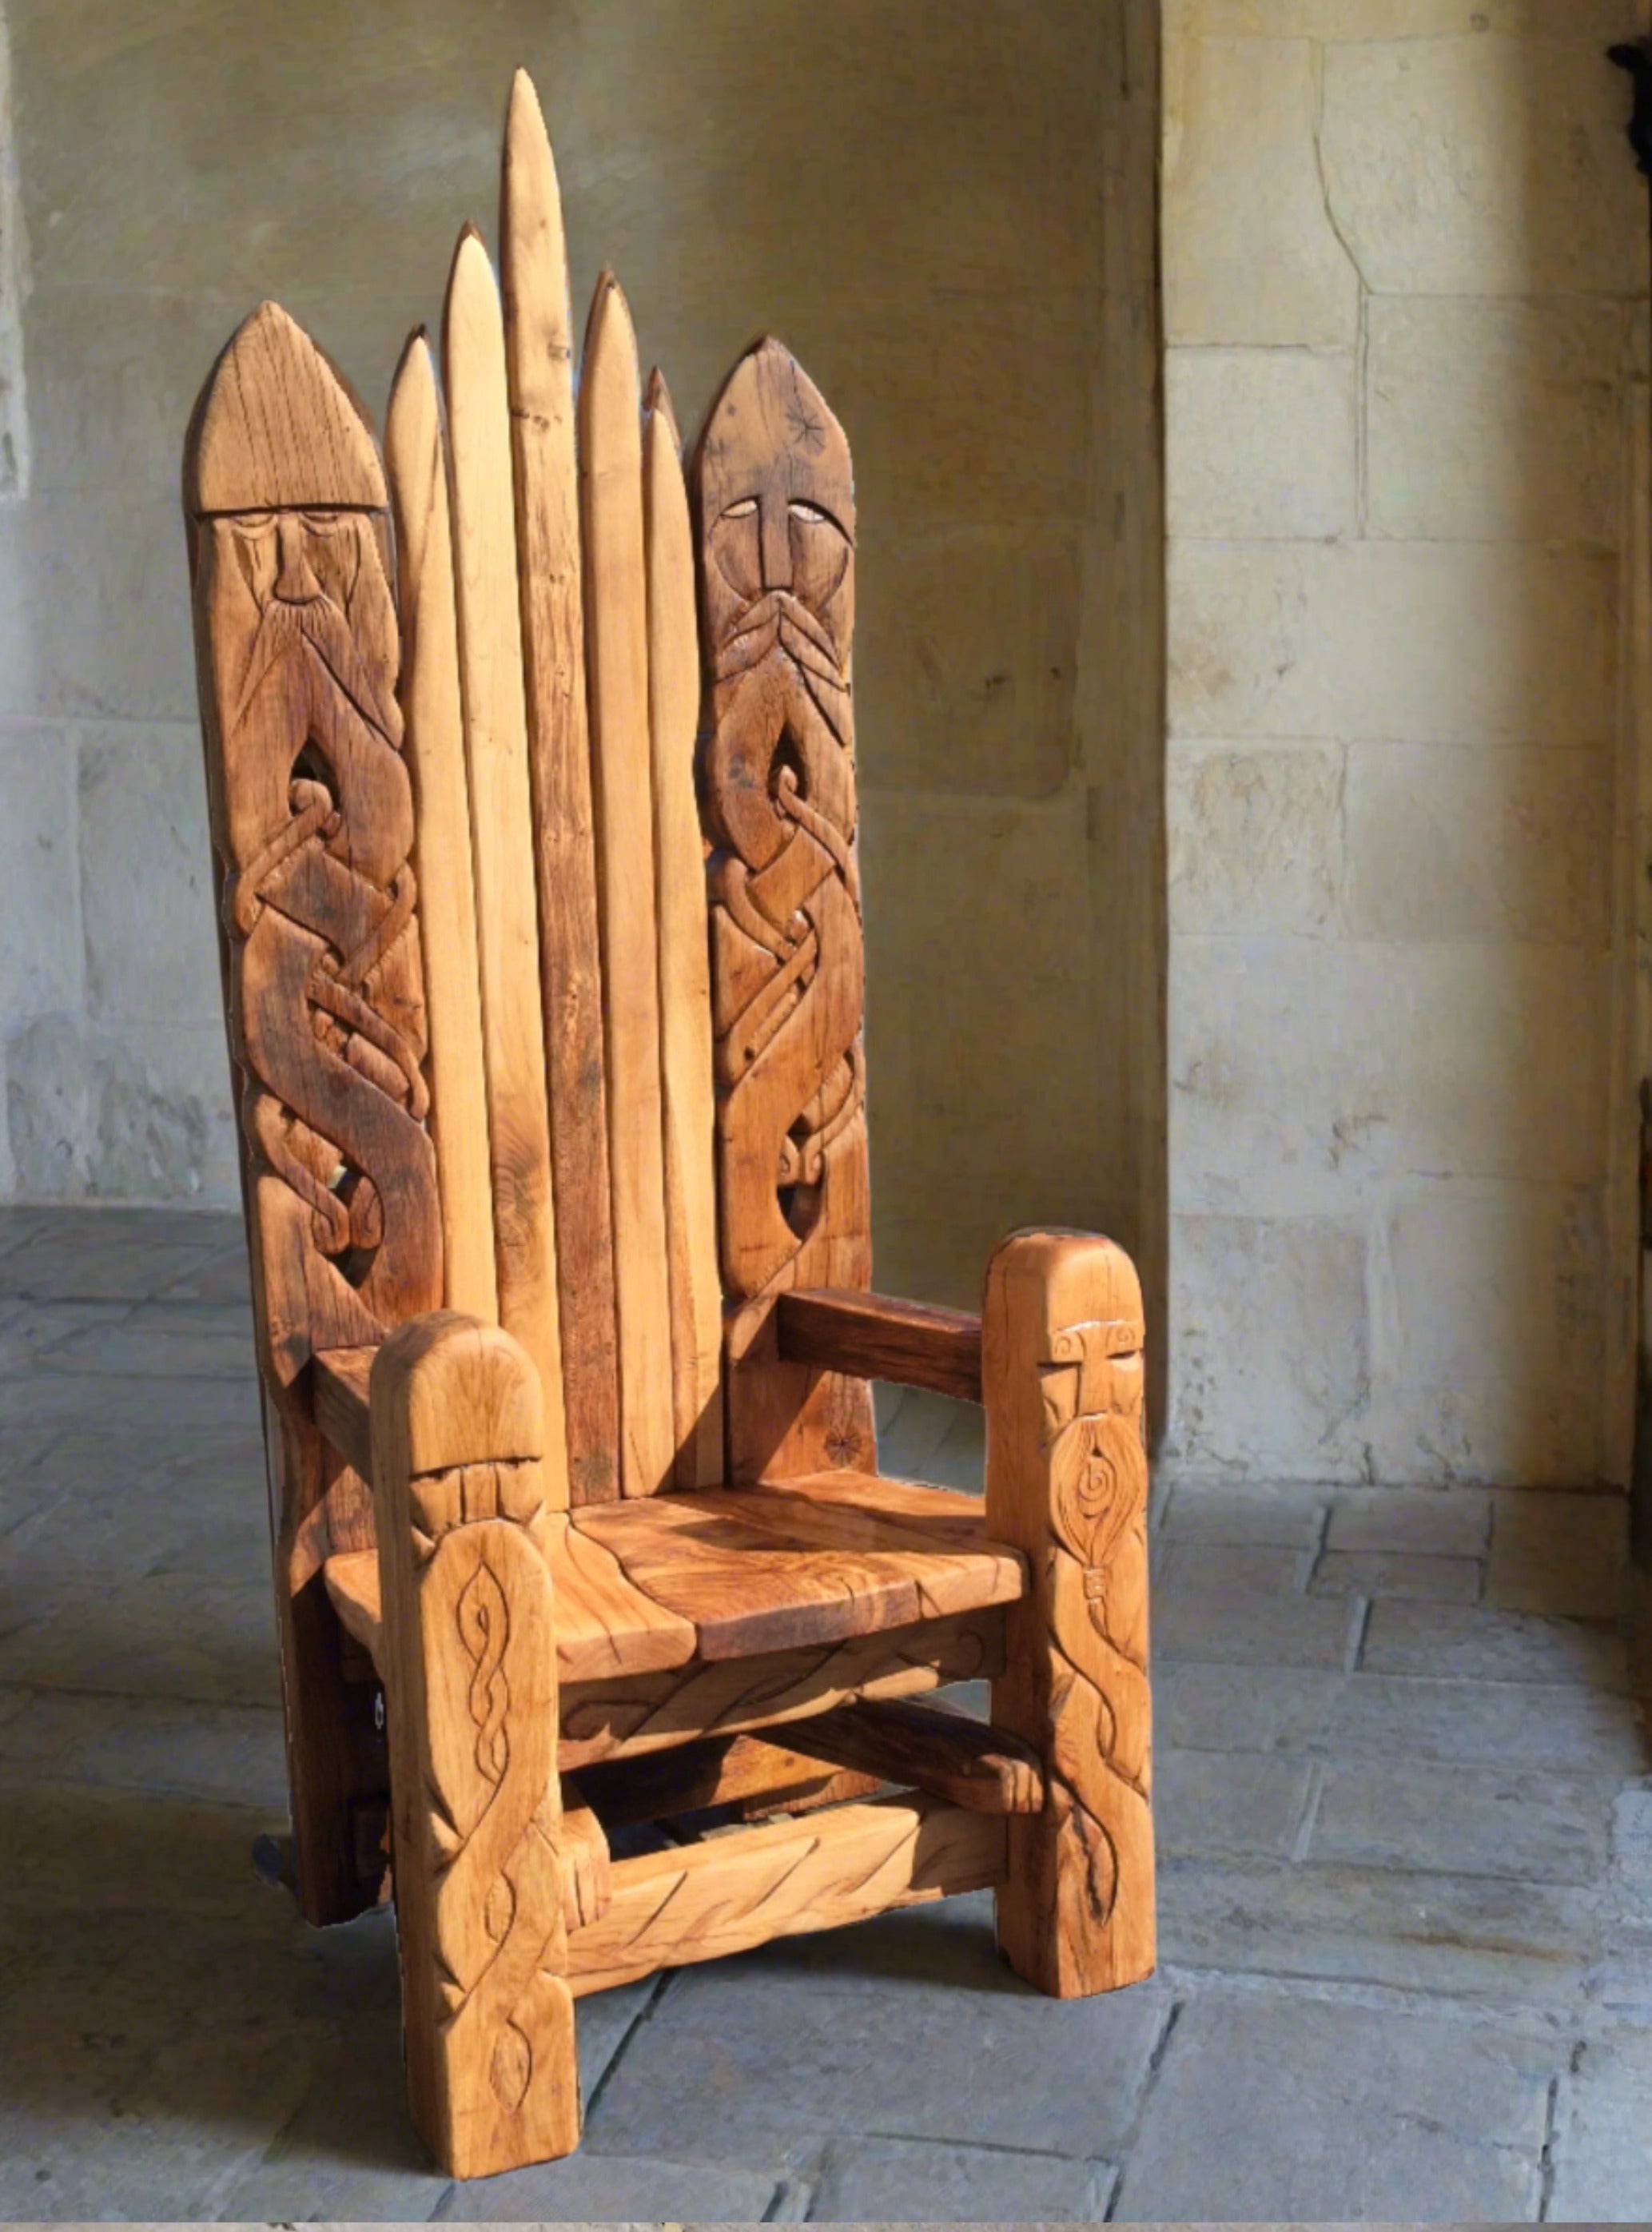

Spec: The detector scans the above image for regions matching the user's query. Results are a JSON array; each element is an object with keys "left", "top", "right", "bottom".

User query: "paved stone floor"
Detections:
[{"left": 2, "top": 1208, "right": 1652, "bottom": 2220}]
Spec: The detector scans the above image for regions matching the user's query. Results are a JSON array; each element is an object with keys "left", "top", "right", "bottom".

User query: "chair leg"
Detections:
[
  {"left": 371, "top": 1312, "right": 580, "bottom": 2177},
  {"left": 984, "top": 1231, "right": 1156, "bottom": 1998}
]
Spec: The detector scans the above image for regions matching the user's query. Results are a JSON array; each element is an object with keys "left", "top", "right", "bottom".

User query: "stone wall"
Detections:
[
  {"left": 0, "top": 3, "right": 1164, "bottom": 1337},
  {"left": 1164, "top": 0, "right": 1652, "bottom": 1484}
]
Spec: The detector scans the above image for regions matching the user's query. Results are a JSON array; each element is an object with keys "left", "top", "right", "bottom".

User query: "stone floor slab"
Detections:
[
  {"left": 1115, "top": 1993, "right": 1551, "bottom": 2220},
  {"left": 1548, "top": 2027, "right": 1652, "bottom": 2221},
  {"left": 1153, "top": 1583, "right": 1362, "bottom": 1669},
  {"left": 806, "top": 2134, "right": 1113, "bottom": 2222},
  {"left": 1156, "top": 1745, "right": 1316, "bottom": 1862},
  {"left": 585, "top": 1893, "right": 1170, "bottom": 2166},
  {"left": 1153, "top": 1539, "right": 1312, "bottom": 1596},
  {"left": 1311, "top": 1550, "right": 1482, "bottom": 1603},
  {"left": 436, "top": 2152, "right": 785, "bottom": 2221},
  {"left": 1360, "top": 1598, "right": 1628, "bottom": 1689},
  {"left": 1490, "top": 1489, "right": 1626, "bottom": 1619},
  {"left": 1324, "top": 1670, "right": 1648, "bottom": 1773},
  {"left": 0, "top": 1209, "right": 229, "bottom": 1302},
  {"left": 1310, "top": 1758, "right": 1614, "bottom": 1886},
  {"left": 1157, "top": 1480, "right": 1329, "bottom": 1548},
  {"left": 1326, "top": 1486, "right": 1492, "bottom": 1558}
]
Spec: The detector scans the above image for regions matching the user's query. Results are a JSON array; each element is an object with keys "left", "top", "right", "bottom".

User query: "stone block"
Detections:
[
  {"left": 806, "top": 2135, "right": 1113, "bottom": 2223},
  {"left": 857, "top": 521, "right": 1079, "bottom": 798},
  {"left": 1171, "top": 944, "right": 1607, "bottom": 1215},
  {"left": 1116, "top": 1991, "right": 1551, "bottom": 2217},
  {"left": 1156, "top": 1745, "right": 1316, "bottom": 1860},
  {"left": 1168, "top": 742, "right": 1343, "bottom": 937},
  {"left": 1170, "top": 540, "right": 1617, "bottom": 745},
  {"left": 585, "top": 1890, "right": 1169, "bottom": 2163},
  {"left": 0, "top": 726, "right": 82, "bottom": 1021},
  {"left": 1155, "top": 1538, "right": 1310, "bottom": 1595},
  {"left": 1311, "top": 1758, "right": 1613, "bottom": 1885},
  {"left": 89, "top": 1021, "right": 239, "bottom": 1204},
  {"left": 1344, "top": 744, "right": 1611, "bottom": 947},
  {"left": 1312, "top": 1550, "right": 1482, "bottom": 1603},
  {"left": 1489, "top": 1488, "right": 1626, "bottom": 1617},
  {"left": 1327, "top": 1486, "right": 1491, "bottom": 1558},
  {"left": 1366, "top": 296, "right": 1624, "bottom": 547},
  {"left": 79, "top": 726, "right": 220, "bottom": 1026},
  {"left": 1168, "top": 347, "right": 1356, "bottom": 538},
  {"left": 1363, "top": 1601, "right": 1622, "bottom": 1711},
  {"left": 5, "top": 1013, "right": 89, "bottom": 1200},
  {"left": 1548, "top": 2029, "right": 1652, "bottom": 2224},
  {"left": 1165, "top": 39, "right": 1359, "bottom": 345},
  {"left": 1321, "top": 37, "right": 1648, "bottom": 299},
  {"left": 1166, "top": 1213, "right": 1369, "bottom": 1478}
]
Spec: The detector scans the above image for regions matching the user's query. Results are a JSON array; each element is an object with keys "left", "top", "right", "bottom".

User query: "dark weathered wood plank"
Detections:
[{"left": 777, "top": 1289, "right": 982, "bottom": 1402}]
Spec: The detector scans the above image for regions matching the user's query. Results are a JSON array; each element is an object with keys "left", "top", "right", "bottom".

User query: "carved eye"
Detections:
[
  {"left": 790, "top": 501, "right": 828, "bottom": 523},
  {"left": 229, "top": 511, "right": 275, "bottom": 539},
  {"left": 722, "top": 497, "right": 758, "bottom": 519},
  {"left": 300, "top": 510, "right": 347, "bottom": 534}
]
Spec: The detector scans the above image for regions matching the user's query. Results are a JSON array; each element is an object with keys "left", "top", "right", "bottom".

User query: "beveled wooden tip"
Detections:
[
  {"left": 579, "top": 272, "right": 643, "bottom": 457},
  {"left": 188, "top": 299, "right": 384, "bottom": 515},
  {"left": 385, "top": 328, "right": 440, "bottom": 472},
  {"left": 643, "top": 368, "right": 682, "bottom": 452},
  {"left": 582, "top": 268, "right": 638, "bottom": 371}
]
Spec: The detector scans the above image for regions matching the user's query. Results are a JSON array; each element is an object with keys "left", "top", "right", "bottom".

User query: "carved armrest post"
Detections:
[
  {"left": 370, "top": 1312, "right": 579, "bottom": 2177},
  {"left": 983, "top": 1231, "right": 1156, "bottom": 1998}
]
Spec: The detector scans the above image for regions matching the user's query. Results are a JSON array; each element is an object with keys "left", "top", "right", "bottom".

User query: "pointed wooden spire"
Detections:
[
  {"left": 580, "top": 272, "right": 675, "bottom": 1498},
  {"left": 443, "top": 223, "right": 568, "bottom": 1498},
  {"left": 643, "top": 368, "right": 723, "bottom": 1489},
  {"left": 384, "top": 329, "right": 498, "bottom": 1326},
  {"left": 501, "top": 68, "right": 621, "bottom": 1503}
]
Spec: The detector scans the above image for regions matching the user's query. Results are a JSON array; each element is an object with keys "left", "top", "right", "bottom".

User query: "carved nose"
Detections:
[
  {"left": 759, "top": 496, "right": 792, "bottom": 592},
  {"left": 273, "top": 515, "right": 324, "bottom": 604}
]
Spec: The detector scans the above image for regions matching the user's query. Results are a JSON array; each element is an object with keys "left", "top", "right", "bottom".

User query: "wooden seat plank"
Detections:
[{"left": 573, "top": 1475, "right": 1023, "bottom": 1662}]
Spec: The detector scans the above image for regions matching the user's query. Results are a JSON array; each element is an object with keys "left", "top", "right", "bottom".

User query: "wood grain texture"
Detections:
[
  {"left": 386, "top": 330, "right": 499, "bottom": 1325},
  {"left": 186, "top": 300, "right": 439, "bottom": 1923},
  {"left": 573, "top": 1475, "right": 1022, "bottom": 1662},
  {"left": 644, "top": 372, "right": 723, "bottom": 1491},
  {"left": 314, "top": 1345, "right": 376, "bottom": 1482},
  {"left": 557, "top": 1604, "right": 1005, "bottom": 1769},
  {"left": 559, "top": 1791, "right": 612, "bottom": 1930},
  {"left": 501, "top": 70, "right": 620, "bottom": 1506},
  {"left": 444, "top": 227, "right": 568, "bottom": 1503},
  {"left": 371, "top": 1314, "right": 579, "bottom": 2176},
  {"left": 567, "top": 1794, "right": 1005, "bottom": 1995},
  {"left": 984, "top": 1229, "right": 1155, "bottom": 1998},
  {"left": 693, "top": 340, "right": 874, "bottom": 1482},
  {"left": 795, "top": 1696, "right": 1045, "bottom": 1814},
  {"left": 580, "top": 273, "right": 676, "bottom": 1502},
  {"left": 776, "top": 1288, "right": 982, "bottom": 1402},
  {"left": 570, "top": 1733, "right": 876, "bottom": 1828}
]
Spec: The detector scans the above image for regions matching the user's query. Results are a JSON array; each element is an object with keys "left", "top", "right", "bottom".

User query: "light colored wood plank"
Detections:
[
  {"left": 557, "top": 1603, "right": 1005, "bottom": 1769},
  {"left": 386, "top": 330, "right": 499, "bottom": 1326},
  {"left": 984, "top": 1230, "right": 1156, "bottom": 1997},
  {"left": 444, "top": 225, "right": 568, "bottom": 1505},
  {"left": 643, "top": 372, "right": 723, "bottom": 1491},
  {"left": 579, "top": 273, "right": 675, "bottom": 1500},
  {"left": 793, "top": 1696, "right": 1045, "bottom": 1815},
  {"left": 694, "top": 339, "right": 874, "bottom": 1481},
  {"left": 543, "top": 1511, "right": 697, "bottom": 1685},
  {"left": 501, "top": 70, "right": 621, "bottom": 1506},
  {"left": 567, "top": 1794, "right": 1005, "bottom": 1995},
  {"left": 574, "top": 1478, "right": 1021, "bottom": 1662},
  {"left": 370, "top": 1314, "right": 579, "bottom": 2174}
]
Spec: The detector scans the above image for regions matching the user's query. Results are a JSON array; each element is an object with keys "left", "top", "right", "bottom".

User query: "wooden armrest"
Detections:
[
  {"left": 314, "top": 1346, "right": 376, "bottom": 1479},
  {"left": 774, "top": 1288, "right": 982, "bottom": 1402}
]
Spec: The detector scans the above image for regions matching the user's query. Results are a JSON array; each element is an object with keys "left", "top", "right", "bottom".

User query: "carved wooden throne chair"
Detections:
[{"left": 183, "top": 70, "right": 1154, "bottom": 2179}]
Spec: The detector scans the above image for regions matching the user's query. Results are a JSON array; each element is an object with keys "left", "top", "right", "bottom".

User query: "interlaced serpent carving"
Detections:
[
  {"left": 189, "top": 304, "right": 440, "bottom": 1389},
  {"left": 696, "top": 339, "right": 870, "bottom": 1304},
  {"left": 407, "top": 1460, "right": 568, "bottom": 2124},
  {"left": 1035, "top": 1313, "right": 1153, "bottom": 1965}
]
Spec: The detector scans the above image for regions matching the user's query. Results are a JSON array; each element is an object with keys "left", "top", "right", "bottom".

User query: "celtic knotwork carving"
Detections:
[
  {"left": 1036, "top": 1315, "right": 1151, "bottom": 1938},
  {"left": 189, "top": 304, "right": 440, "bottom": 1389},
  {"left": 695, "top": 338, "right": 870, "bottom": 1305},
  {"left": 412, "top": 1462, "right": 570, "bottom": 2127}
]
